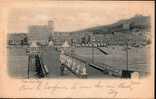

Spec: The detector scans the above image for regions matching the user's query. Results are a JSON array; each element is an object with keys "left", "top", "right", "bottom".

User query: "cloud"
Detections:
[{"left": 8, "top": 2, "right": 154, "bottom": 33}]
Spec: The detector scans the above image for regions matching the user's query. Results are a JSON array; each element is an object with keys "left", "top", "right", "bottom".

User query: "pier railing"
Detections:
[
  {"left": 27, "top": 47, "right": 48, "bottom": 78},
  {"left": 59, "top": 52, "right": 143, "bottom": 78},
  {"left": 60, "top": 53, "right": 88, "bottom": 78}
]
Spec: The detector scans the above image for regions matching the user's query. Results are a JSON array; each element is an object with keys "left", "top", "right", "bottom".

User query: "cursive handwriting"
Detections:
[
  {"left": 108, "top": 88, "right": 118, "bottom": 97},
  {"left": 18, "top": 80, "right": 141, "bottom": 97}
]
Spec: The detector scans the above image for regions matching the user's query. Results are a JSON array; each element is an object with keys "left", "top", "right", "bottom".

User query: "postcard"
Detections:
[{"left": 0, "top": 0, "right": 154, "bottom": 98}]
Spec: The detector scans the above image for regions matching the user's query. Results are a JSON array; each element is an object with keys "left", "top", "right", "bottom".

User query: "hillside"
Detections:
[{"left": 69, "top": 15, "right": 150, "bottom": 34}]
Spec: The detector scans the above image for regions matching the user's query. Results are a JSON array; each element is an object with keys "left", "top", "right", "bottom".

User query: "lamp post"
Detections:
[
  {"left": 28, "top": 54, "right": 30, "bottom": 79},
  {"left": 124, "top": 36, "right": 130, "bottom": 78},
  {"left": 26, "top": 47, "right": 31, "bottom": 79},
  {"left": 92, "top": 33, "right": 95, "bottom": 64},
  {"left": 126, "top": 39, "right": 129, "bottom": 71}
]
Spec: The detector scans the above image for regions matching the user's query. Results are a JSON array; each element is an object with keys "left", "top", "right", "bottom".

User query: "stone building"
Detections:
[
  {"left": 8, "top": 33, "right": 28, "bottom": 46},
  {"left": 70, "top": 32, "right": 93, "bottom": 44},
  {"left": 28, "top": 20, "right": 54, "bottom": 45},
  {"left": 52, "top": 32, "right": 71, "bottom": 47}
]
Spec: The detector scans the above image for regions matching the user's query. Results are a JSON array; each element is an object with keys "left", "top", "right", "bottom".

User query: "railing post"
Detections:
[
  {"left": 80, "top": 64, "right": 87, "bottom": 78},
  {"left": 28, "top": 55, "right": 30, "bottom": 79},
  {"left": 60, "top": 64, "right": 65, "bottom": 76}
]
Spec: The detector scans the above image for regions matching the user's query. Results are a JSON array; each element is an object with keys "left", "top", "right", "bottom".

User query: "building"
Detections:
[
  {"left": 70, "top": 32, "right": 93, "bottom": 44},
  {"left": 52, "top": 32, "right": 71, "bottom": 47},
  {"left": 28, "top": 20, "right": 54, "bottom": 45},
  {"left": 7, "top": 33, "right": 28, "bottom": 46}
]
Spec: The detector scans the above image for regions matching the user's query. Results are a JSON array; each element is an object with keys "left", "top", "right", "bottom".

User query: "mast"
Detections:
[
  {"left": 92, "top": 33, "right": 95, "bottom": 64},
  {"left": 126, "top": 39, "right": 129, "bottom": 71}
]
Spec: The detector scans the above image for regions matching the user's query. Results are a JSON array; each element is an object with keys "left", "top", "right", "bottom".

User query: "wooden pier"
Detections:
[{"left": 59, "top": 52, "right": 138, "bottom": 78}]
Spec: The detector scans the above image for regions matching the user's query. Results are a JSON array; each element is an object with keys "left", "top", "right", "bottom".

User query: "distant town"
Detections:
[{"left": 8, "top": 15, "right": 151, "bottom": 48}]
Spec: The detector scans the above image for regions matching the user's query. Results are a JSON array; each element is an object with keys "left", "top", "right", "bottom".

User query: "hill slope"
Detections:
[{"left": 69, "top": 15, "right": 150, "bottom": 34}]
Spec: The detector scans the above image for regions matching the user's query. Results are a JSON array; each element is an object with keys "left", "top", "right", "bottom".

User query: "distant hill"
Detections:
[
  {"left": 65, "top": 15, "right": 151, "bottom": 47},
  {"left": 69, "top": 15, "right": 150, "bottom": 34}
]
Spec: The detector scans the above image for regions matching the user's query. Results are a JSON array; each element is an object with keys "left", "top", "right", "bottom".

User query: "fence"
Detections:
[{"left": 60, "top": 53, "right": 88, "bottom": 78}]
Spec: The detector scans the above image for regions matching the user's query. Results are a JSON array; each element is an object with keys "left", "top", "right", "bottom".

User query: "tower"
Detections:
[
  {"left": 48, "top": 20, "right": 54, "bottom": 32},
  {"left": 48, "top": 20, "right": 54, "bottom": 41}
]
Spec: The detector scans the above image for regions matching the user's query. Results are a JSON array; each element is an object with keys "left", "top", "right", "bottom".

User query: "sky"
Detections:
[{"left": 7, "top": 1, "right": 154, "bottom": 33}]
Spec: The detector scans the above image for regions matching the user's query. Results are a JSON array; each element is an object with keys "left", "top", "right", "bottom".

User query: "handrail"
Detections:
[
  {"left": 64, "top": 53, "right": 88, "bottom": 64},
  {"left": 61, "top": 52, "right": 146, "bottom": 78},
  {"left": 60, "top": 52, "right": 88, "bottom": 78}
]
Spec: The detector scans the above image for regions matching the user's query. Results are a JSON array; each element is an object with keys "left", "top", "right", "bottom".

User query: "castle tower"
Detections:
[
  {"left": 48, "top": 20, "right": 54, "bottom": 41},
  {"left": 48, "top": 20, "right": 54, "bottom": 32}
]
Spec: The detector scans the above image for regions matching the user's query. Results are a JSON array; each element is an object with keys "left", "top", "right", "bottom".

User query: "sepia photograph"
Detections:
[
  {"left": 7, "top": 2, "right": 152, "bottom": 79},
  {"left": 0, "top": 0, "right": 154, "bottom": 98}
]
